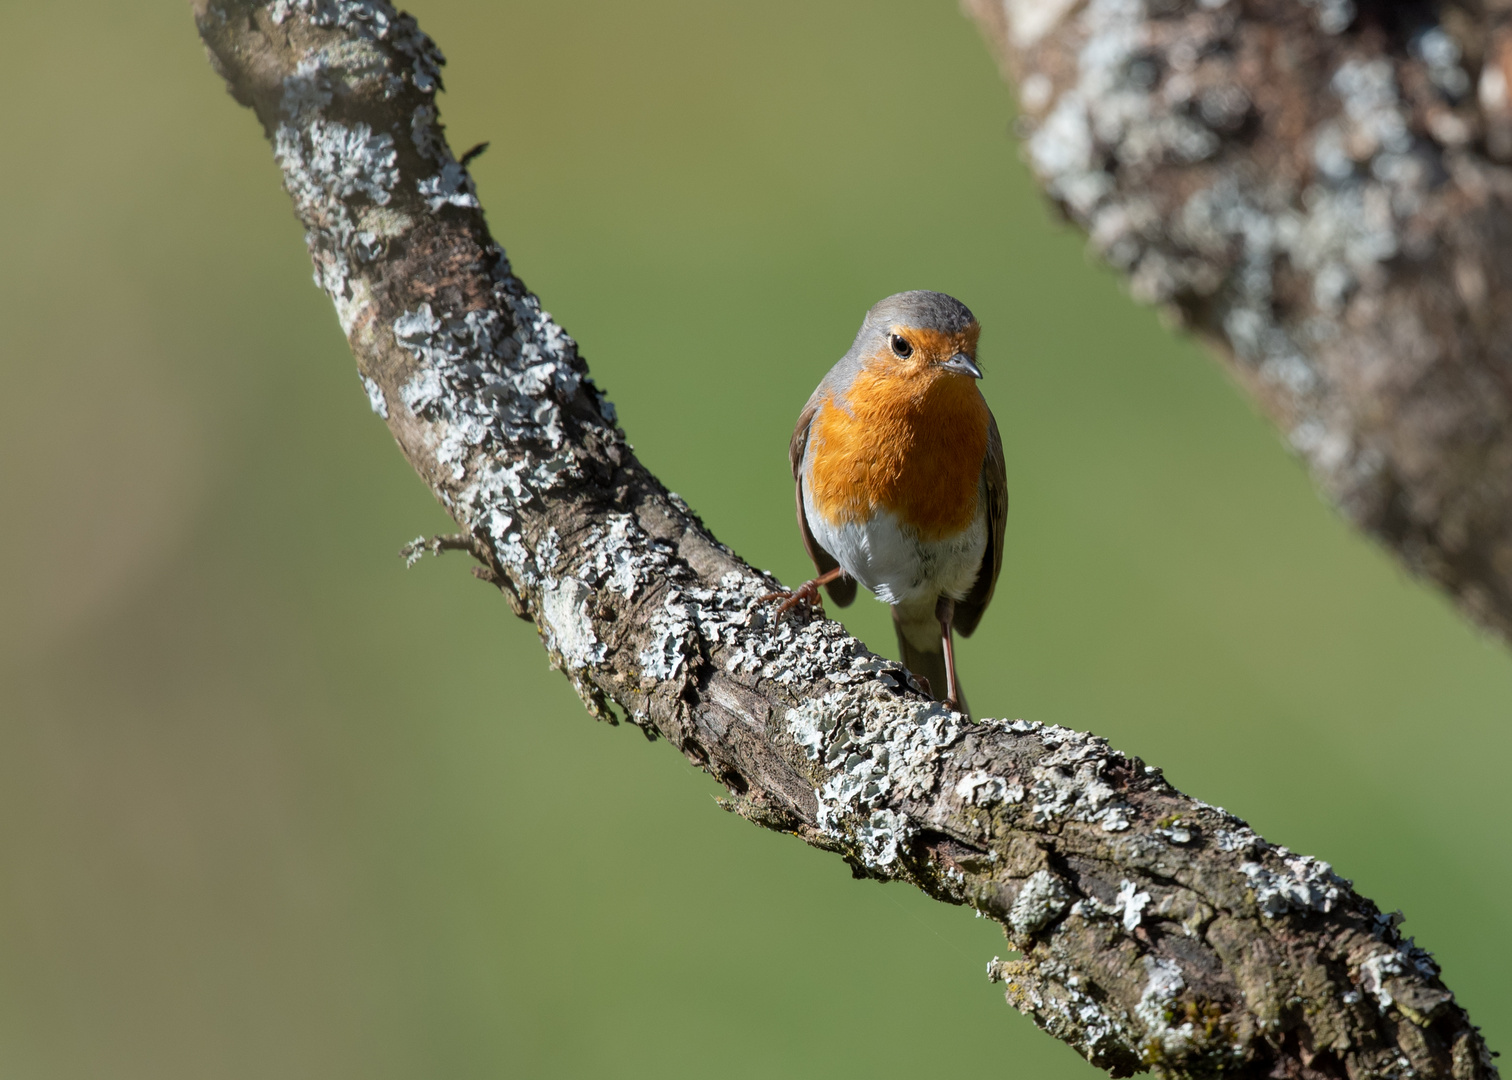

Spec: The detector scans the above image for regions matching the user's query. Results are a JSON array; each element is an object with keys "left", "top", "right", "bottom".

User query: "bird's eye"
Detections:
[{"left": 889, "top": 333, "right": 914, "bottom": 359}]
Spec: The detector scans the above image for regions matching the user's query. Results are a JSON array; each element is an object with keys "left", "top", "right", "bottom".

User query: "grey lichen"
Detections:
[
  {"left": 1156, "top": 817, "right": 1193, "bottom": 845},
  {"left": 1134, "top": 956, "right": 1187, "bottom": 1049},
  {"left": 1022, "top": 722, "right": 1134, "bottom": 831},
  {"left": 265, "top": 0, "right": 455, "bottom": 341},
  {"left": 955, "top": 770, "right": 1025, "bottom": 807},
  {"left": 361, "top": 373, "right": 388, "bottom": 417},
  {"left": 273, "top": 118, "right": 398, "bottom": 302},
  {"left": 1241, "top": 853, "right": 1348, "bottom": 918},
  {"left": 1359, "top": 940, "right": 1442, "bottom": 1015},
  {"left": 417, "top": 159, "right": 480, "bottom": 211},
  {"left": 992, "top": 954, "right": 1140, "bottom": 1072},
  {"left": 788, "top": 695, "right": 835, "bottom": 762},
  {"left": 1113, "top": 879, "right": 1152, "bottom": 932},
  {"left": 575, "top": 516, "right": 661, "bottom": 603},
  {"left": 640, "top": 592, "right": 697, "bottom": 681},
  {"left": 816, "top": 697, "right": 958, "bottom": 865},
  {"left": 635, "top": 572, "right": 783, "bottom": 686},
  {"left": 782, "top": 681, "right": 966, "bottom": 870},
  {"left": 393, "top": 298, "right": 582, "bottom": 465},
  {"left": 540, "top": 577, "right": 605, "bottom": 671},
  {"left": 1008, "top": 869, "right": 1074, "bottom": 937},
  {"left": 270, "top": 0, "right": 447, "bottom": 95},
  {"left": 854, "top": 807, "right": 912, "bottom": 868}
]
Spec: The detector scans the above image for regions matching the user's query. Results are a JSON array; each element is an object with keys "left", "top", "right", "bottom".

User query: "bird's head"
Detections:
[{"left": 853, "top": 290, "right": 982, "bottom": 381}]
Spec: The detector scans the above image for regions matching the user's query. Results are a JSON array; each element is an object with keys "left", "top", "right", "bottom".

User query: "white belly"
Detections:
[{"left": 803, "top": 477, "right": 987, "bottom": 610}]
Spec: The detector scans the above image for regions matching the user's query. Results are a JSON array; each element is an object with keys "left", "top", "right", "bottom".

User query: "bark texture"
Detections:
[
  {"left": 194, "top": 2, "right": 1498, "bottom": 1077},
  {"left": 966, "top": 0, "right": 1512, "bottom": 642}
]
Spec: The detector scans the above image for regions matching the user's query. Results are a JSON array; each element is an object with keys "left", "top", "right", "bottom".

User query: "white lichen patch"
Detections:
[
  {"left": 581, "top": 515, "right": 656, "bottom": 599},
  {"left": 1241, "top": 853, "right": 1347, "bottom": 917},
  {"left": 393, "top": 295, "right": 584, "bottom": 474},
  {"left": 1026, "top": 0, "right": 1220, "bottom": 224},
  {"left": 282, "top": 56, "right": 334, "bottom": 118},
  {"left": 785, "top": 686, "right": 964, "bottom": 870},
  {"left": 640, "top": 591, "right": 697, "bottom": 681},
  {"left": 277, "top": 120, "right": 399, "bottom": 207},
  {"left": 723, "top": 604, "right": 880, "bottom": 687},
  {"left": 540, "top": 576, "right": 605, "bottom": 670},
  {"left": 274, "top": 117, "right": 400, "bottom": 302},
  {"left": 1113, "top": 879, "right": 1152, "bottom": 931},
  {"left": 955, "top": 771, "right": 1025, "bottom": 807},
  {"left": 1009, "top": 869, "right": 1074, "bottom": 937},
  {"left": 1157, "top": 819, "right": 1194, "bottom": 845},
  {"left": 418, "top": 160, "right": 480, "bottom": 211},
  {"left": 263, "top": 0, "right": 454, "bottom": 344},
  {"left": 1358, "top": 940, "right": 1440, "bottom": 1013},
  {"left": 264, "top": 0, "right": 508, "bottom": 441},
  {"left": 855, "top": 807, "right": 911, "bottom": 868},
  {"left": 393, "top": 281, "right": 606, "bottom": 593},
  {"left": 1015, "top": 722, "right": 1134, "bottom": 832},
  {"left": 536, "top": 526, "right": 561, "bottom": 583},
  {"left": 402, "top": 534, "right": 427, "bottom": 568},
  {"left": 1359, "top": 950, "right": 1408, "bottom": 1012},
  {"left": 361, "top": 373, "right": 388, "bottom": 417},
  {"left": 788, "top": 696, "right": 835, "bottom": 762},
  {"left": 270, "top": 0, "right": 445, "bottom": 95},
  {"left": 635, "top": 572, "right": 776, "bottom": 683},
  {"left": 995, "top": 955, "right": 1137, "bottom": 1067},
  {"left": 1133, "top": 955, "right": 1205, "bottom": 1060},
  {"left": 1212, "top": 822, "right": 1259, "bottom": 853}
]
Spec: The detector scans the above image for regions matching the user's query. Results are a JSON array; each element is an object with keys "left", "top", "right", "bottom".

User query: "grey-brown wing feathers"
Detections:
[
  {"left": 954, "top": 410, "right": 1006, "bottom": 638},
  {"left": 789, "top": 396, "right": 857, "bottom": 607}
]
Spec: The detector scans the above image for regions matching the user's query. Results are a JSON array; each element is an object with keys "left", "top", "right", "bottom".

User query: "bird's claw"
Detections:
[{"left": 758, "top": 578, "right": 826, "bottom": 620}]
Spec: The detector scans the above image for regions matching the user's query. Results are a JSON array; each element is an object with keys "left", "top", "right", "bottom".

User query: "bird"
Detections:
[{"left": 775, "top": 290, "right": 1007, "bottom": 715}]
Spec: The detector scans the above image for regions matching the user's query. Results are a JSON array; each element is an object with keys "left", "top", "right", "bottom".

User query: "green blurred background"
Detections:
[{"left": 1, "top": 1, "right": 1508, "bottom": 1076}]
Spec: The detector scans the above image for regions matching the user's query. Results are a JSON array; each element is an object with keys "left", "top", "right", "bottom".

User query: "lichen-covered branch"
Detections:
[
  {"left": 965, "top": 0, "right": 1512, "bottom": 643},
  {"left": 193, "top": 3, "right": 1496, "bottom": 1076}
]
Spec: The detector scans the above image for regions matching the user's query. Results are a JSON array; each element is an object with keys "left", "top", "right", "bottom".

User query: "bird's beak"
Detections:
[{"left": 941, "top": 352, "right": 983, "bottom": 379}]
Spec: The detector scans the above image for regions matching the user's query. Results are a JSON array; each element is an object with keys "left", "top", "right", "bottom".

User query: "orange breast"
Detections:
[{"left": 807, "top": 360, "right": 991, "bottom": 541}]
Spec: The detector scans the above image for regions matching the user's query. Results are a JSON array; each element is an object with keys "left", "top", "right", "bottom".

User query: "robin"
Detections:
[{"left": 774, "top": 291, "right": 1006, "bottom": 715}]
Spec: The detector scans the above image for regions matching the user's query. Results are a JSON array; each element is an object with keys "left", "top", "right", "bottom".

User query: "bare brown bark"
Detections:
[
  {"left": 194, "top": 2, "right": 1497, "bottom": 1077},
  {"left": 965, "top": 0, "right": 1512, "bottom": 643}
]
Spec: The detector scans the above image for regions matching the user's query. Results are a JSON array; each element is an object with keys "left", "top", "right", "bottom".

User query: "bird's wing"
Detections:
[
  {"left": 954, "top": 409, "right": 1006, "bottom": 637},
  {"left": 790, "top": 395, "right": 857, "bottom": 607}
]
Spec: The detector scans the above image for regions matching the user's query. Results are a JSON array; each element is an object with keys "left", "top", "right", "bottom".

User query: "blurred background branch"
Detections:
[
  {"left": 189, "top": 1, "right": 1498, "bottom": 1076},
  {"left": 967, "top": 0, "right": 1512, "bottom": 644}
]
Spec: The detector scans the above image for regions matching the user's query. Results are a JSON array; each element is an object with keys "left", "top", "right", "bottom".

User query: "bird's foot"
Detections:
[{"left": 758, "top": 577, "right": 828, "bottom": 620}]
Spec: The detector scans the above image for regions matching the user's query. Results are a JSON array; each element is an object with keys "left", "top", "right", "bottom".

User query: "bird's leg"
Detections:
[
  {"left": 935, "top": 596, "right": 963, "bottom": 710},
  {"left": 760, "top": 566, "right": 847, "bottom": 618}
]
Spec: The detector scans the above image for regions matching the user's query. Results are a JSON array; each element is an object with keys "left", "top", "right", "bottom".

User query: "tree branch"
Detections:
[
  {"left": 193, "top": 2, "right": 1497, "bottom": 1076},
  {"left": 964, "top": 0, "right": 1512, "bottom": 645}
]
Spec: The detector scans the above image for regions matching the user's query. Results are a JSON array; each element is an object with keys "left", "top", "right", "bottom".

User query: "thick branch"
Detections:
[
  {"left": 965, "top": 0, "right": 1512, "bottom": 643},
  {"left": 194, "top": 3, "right": 1496, "bottom": 1077}
]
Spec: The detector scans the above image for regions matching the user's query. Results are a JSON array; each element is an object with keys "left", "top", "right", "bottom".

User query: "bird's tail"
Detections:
[{"left": 891, "top": 605, "right": 968, "bottom": 718}]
